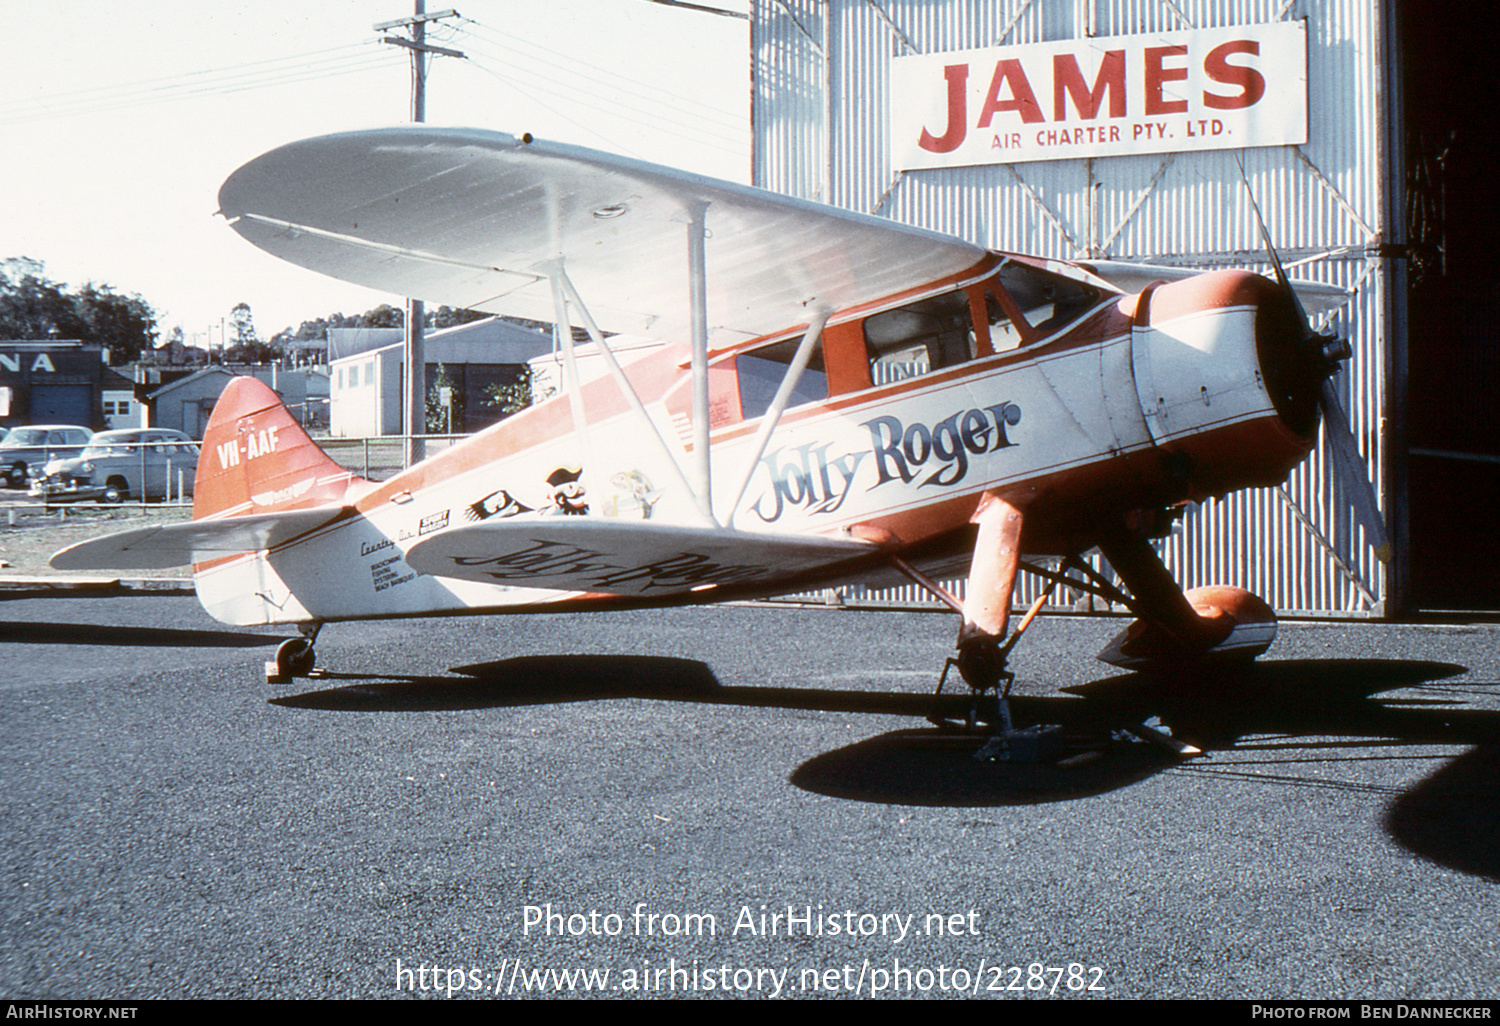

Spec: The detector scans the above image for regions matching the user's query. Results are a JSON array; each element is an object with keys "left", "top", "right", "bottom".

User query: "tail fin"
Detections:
[{"left": 194, "top": 376, "right": 366, "bottom": 519}]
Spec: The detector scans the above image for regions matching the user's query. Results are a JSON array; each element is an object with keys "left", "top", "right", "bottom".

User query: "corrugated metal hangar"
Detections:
[{"left": 748, "top": 0, "right": 1498, "bottom": 615}]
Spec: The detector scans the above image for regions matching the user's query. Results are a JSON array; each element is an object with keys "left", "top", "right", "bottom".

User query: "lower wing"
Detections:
[{"left": 405, "top": 518, "right": 879, "bottom": 599}]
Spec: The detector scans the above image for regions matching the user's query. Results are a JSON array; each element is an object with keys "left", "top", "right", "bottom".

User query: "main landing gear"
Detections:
[
  {"left": 266, "top": 623, "right": 322, "bottom": 685},
  {"left": 893, "top": 493, "right": 1263, "bottom": 763},
  {"left": 928, "top": 551, "right": 1107, "bottom": 764}
]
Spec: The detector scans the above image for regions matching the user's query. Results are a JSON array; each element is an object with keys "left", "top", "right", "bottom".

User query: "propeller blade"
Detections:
[
  {"left": 1319, "top": 379, "right": 1392, "bottom": 563},
  {"left": 1237, "top": 155, "right": 1388, "bottom": 563},
  {"left": 1234, "top": 154, "right": 1313, "bottom": 328}
]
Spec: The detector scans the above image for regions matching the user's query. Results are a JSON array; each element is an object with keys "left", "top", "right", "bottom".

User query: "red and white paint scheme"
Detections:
[{"left": 52, "top": 127, "right": 1381, "bottom": 687}]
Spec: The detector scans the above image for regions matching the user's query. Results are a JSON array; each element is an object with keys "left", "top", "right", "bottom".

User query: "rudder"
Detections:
[{"left": 194, "top": 376, "right": 366, "bottom": 519}]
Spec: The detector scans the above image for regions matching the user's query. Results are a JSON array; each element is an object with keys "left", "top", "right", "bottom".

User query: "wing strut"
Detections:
[
  {"left": 686, "top": 201, "right": 713, "bottom": 521},
  {"left": 537, "top": 257, "right": 717, "bottom": 527},
  {"left": 726, "top": 307, "right": 832, "bottom": 525},
  {"left": 544, "top": 261, "right": 594, "bottom": 489}
]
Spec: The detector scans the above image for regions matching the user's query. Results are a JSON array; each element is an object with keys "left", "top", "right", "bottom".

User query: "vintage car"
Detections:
[
  {"left": 0, "top": 425, "right": 94, "bottom": 488},
  {"left": 32, "top": 428, "right": 199, "bottom": 503}
]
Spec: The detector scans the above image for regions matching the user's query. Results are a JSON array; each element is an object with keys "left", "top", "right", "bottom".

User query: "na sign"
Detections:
[{"left": 891, "top": 21, "right": 1307, "bottom": 169}]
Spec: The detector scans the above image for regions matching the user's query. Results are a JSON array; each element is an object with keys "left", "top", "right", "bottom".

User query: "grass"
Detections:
[{"left": 0, "top": 498, "right": 192, "bottom": 578}]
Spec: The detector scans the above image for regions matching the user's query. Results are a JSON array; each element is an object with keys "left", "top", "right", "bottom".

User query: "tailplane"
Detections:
[
  {"left": 195, "top": 376, "right": 367, "bottom": 519},
  {"left": 51, "top": 376, "right": 363, "bottom": 577}
]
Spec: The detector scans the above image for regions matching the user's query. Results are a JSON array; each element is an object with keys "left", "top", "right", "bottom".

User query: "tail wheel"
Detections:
[{"left": 275, "top": 637, "right": 316, "bottom": 678}]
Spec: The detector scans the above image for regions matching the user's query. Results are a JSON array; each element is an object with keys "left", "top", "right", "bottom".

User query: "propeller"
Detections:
[{"left": 1235, "top": 157, "right": 1392, "bottom": 563}]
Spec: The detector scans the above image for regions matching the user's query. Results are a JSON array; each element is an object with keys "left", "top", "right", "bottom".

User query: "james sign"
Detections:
[{"left": 891, "top": 21, "right": 1307, "bottom": 169}]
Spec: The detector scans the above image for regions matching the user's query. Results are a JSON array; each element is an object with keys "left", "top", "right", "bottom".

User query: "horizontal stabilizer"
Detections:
[
  {"left": 405, "top": 518, "right": 877, "bottom": 598},
  {"left": 49, "top": 508, "right": 351, "bottom": 571}
]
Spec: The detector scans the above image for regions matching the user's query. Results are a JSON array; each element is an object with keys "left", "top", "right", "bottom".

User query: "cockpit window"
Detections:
[
  {"left": 985, "top": 292, "right": 1025, "bottom": 352},
  {"left": 864, "top": 290, "right": 975, "bottom": 385},
  {"left": 996, "top": 261, "right": 1101, "bottom": 337},
  {"left": 736, "top": 334, "right": 828, "bottom": 420}
]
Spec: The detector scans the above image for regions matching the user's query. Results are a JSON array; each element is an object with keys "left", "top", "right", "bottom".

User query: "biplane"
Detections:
[{"left": 52, "top": 126, "right": 1386, "bottom": 710}]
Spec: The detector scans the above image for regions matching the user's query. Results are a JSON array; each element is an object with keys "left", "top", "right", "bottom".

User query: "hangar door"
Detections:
[{"left": 29, "top": 384, "right": 93, "bottom": 427}]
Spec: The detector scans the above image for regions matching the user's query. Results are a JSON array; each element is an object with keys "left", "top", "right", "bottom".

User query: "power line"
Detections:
[
  {"left": 635, "top": 0, "right": 749, "bottom": 18},
  {"left": 459, "top": 59, "right": 652, "bottom": 160},
  {"left": 453, "top": 40, "right": 745, "bottom": 153},
  {"left": 0, "top": 43, "right": 403, "bottom": 127},
  {"left": 448, "top": 20, "right": 747, "bottom": 158},
  {"left": 457, "top": 18, "right": 745, "bottom": 129}
]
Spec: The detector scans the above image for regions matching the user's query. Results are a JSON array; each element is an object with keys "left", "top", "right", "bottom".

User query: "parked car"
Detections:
[
  {"left": 0, "top": 425, "right": 93, "bottom": 488},
  {"left": 31, "top": 429, "right": 199, "bottom": 503}
]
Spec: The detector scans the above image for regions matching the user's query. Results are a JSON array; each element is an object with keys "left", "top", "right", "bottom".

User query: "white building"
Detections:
[
  {"left": 328, "top": 317, "right": 554, "bottom": 438},
  {"left": 526, "top": 335, "right": 667, "bottom": 405}
]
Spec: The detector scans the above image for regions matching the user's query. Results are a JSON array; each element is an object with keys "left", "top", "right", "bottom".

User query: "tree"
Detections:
[
  {"left": 225, "top": 302, "right": 276, "bottom": 363},
  {"left": 431, "top": 305, "right": 489, "bottom": 329},
  {"left": 426, "top": 363, "right": 463, "bottom": 433},
  {"left": 75, "top": 283, "right": 158, "bottom": 364},
  {"left": 359, "top": 304, "right": 404, "bottom": 328},
  {"left": 0, "top": 260, "right": 84, "bottom": 340},
  {"left": 482, "top": 365, "right": 540, "bottom": 417},
  {"left": 0, "top": 258, "right": 158, "bottom": 364}
]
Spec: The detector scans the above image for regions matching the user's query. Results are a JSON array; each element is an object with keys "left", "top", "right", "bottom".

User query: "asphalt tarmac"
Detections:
[{"left": 1, "top": 589, "right": 1498, "bottom": 1000}]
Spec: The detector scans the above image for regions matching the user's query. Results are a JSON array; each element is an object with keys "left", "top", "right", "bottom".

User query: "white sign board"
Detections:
[{"left": 891, "top": 21, "right": 1307, "bottom": 169}]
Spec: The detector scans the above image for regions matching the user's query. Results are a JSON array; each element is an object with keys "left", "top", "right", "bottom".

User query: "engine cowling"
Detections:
[{"left": 1129, "top": 270, "right": 1321, "bottom": 501}]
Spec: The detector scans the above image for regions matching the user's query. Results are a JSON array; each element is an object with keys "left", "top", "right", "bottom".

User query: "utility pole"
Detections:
[{"left": 374, "top": 3, "right": 464, "bottom": 465}]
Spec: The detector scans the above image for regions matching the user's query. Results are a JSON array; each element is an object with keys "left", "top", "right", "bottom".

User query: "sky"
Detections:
[{"left": 0, "top": 0, "right": 750, "bottom": 350}]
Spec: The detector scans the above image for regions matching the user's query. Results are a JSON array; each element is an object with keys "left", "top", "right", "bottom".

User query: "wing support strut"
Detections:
[
  {"left": 686, "top": 201, "right": 713, "bottom": 520},
  {"left": 726, "top": 307, "right": 832, "bottom": 525},
  {"left": 537, "top": 257, "right": 717, "bottom": 526},
  {"left": 544, "top": 262, "right": 594, "bottom": 487}
]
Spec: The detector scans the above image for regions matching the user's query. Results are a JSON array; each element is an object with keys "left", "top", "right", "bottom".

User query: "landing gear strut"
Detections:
[
  {"left": 267, "top": 623, "right": 322, "bottom": 684},
  {"left": 888, "top": 493, "right": 1249, "bottom": 762},
  {"left": 929, "top": 554, "right": 1079, "bottom": 757}
]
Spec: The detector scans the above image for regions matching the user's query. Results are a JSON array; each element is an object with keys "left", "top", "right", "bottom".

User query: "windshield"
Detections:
[
  {"left": 6, "top": 428, "right": 48, "bottom": 445},
  {"left": 995, "top": 260, "right": 1102, "bottom": 337}
]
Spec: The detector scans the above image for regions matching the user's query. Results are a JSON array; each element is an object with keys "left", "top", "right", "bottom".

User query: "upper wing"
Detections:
[
  {"left": 218, "top": 126, "right": 986, "bottom": 345},
  {"left": 49, "top": 508, "right": 350, "bottom": 571},
  {"left": 404, "top": 517, "right": 878, "bottom": 599}
]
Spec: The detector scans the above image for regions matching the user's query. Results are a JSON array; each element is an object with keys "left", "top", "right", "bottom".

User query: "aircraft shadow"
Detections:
[
  {"left": 789, "top": 727, "right": 1171, "bottom": 806},
  {"left": 1385, "top": 745, "right": 1500, "bottom": 881},
  {"left": 273, "top": 655, "right": 725, "bottom": 712},
  {"left": 0, "top": 619, "right": 276, "bottom": 649},
  {"left": 273, "top": 654, "right": 984, "bottom": 719},
  {"left": 1059, "top": 658, "right": 1492, "bottom": 748},
  {"left": 273, "top": 654, "right": 1500, "bottom": 831},
  {"left": 790, "top": 659, "right": 1500, "bottom": 814}
]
